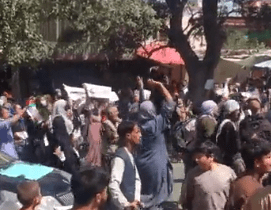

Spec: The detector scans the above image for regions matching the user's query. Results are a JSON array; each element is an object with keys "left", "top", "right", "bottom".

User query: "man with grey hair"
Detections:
[{"left": 101, "top": 105, "right": 122, "bottom": 168}]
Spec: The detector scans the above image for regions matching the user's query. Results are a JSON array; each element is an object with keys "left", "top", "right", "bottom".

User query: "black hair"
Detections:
[
  {"left": 193, "top": 140, "right": 222, "bottom": 162},
  {"left": 241, "top": 139, "right": 271, "bottom": 170},
  {"left": 117, "top": 121, "right": 137, "bottom": 147},
  {"left": 71, "top": 168, "right": 109, "bottom": 206}
]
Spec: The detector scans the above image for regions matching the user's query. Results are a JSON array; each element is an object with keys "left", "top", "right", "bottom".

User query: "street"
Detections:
[{"left": 161, "top": 161, "right": 185, "bottom": 210}]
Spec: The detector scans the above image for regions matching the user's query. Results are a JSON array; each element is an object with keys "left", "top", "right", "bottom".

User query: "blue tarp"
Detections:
[{"left": 0, "top": 163, "right": 53, "bottom": 180}]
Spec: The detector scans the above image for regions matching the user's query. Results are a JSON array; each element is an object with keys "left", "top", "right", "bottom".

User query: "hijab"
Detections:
[
  {"left": 52, "top": 99, "right": 74, "bottom": 135},
  {"left": 201, "top": 100, "right": 218, "bottom": 115},
  {"left": 139, "top": 101, "right": 157, "bottom": 122}
]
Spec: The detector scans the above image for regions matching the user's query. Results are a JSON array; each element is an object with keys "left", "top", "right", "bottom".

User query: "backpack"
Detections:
[{"left": 171, "top": 118, "right": 196, "bottom": 152}]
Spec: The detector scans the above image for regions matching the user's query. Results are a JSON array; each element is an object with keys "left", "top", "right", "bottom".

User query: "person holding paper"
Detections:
[
  {"left": 12, "top": 104, "right": 29, "bottom": 161},
  {"left": 0, "top": 106, "right": 25, "bottom": 159}
]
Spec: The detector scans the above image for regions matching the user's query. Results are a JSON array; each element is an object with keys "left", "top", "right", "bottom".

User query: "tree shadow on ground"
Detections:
[{"left": 161, "top": 201, "right": 182, "bottom": 210}]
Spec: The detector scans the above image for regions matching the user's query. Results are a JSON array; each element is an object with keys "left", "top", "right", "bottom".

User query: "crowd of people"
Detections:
[{"left": 2, "top": 70, "right": 271, "bottom": 210}]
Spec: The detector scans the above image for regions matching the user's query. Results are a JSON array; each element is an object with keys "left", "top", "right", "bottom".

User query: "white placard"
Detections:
[
  {"left": 83, "top": 83, "right": 118, "bottom": 102},
  {"left": 63, "top": 84, "right": 86, "bottom": 101},
  {"left": 109, "top": 91, "right": 119, "bottom": 102},
  {"left": 134, "top": 89, "right": 151, "bottom": 100}
]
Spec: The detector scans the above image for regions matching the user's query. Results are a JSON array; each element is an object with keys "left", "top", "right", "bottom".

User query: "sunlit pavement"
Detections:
[{"left": 161, "top": 161, "right": 185, "bottom": 210}]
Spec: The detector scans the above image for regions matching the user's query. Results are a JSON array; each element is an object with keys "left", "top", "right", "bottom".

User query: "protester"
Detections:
[
  {"left": 196, "top": 100, "right": 218, "bottom": 144},
  {"left": 71, "top": 168, "right": 109, "bottom": 210},
  {"left": 109, "top": 121, "right": 142, "bottom": 210},
  {"left": 181, "top": 140, "right": 236, "bottom": 210},
  {"left": 171, "top": 102, "right": 197, "bottom": 175},
  {"left": 240, "top": 97, "right": 271, "bottom": 143},
  {"left": 216, "top": 99, "right": 245, "bottom": 174},
  {"left": 17, "top": 181, "right": 42, "bottom": 210},
  {"left": 52, "top": 99, "right": 79, "bottom": 174},
  {"left": 101, "top": 105, "right": 122, "bottom": 169},
  {"left": 0, "top": 106, "right": 25, "bottom": 159},
  {"left": 129, "top": 77, "right": 145, "bottom": 122},
  {"left": 243, "top": 185, "right": 271, "bottom": 210},
  {"left": 12, "top": 104, "right": 29, "bottom": 160},
  {"left": 226, "top": 140, "right": 271, "bottom": 210},
  {"left": 135, "top": 79, "right": 175, "bottom": 209},
  {"left": 84, "top": 101, "right": 103, "bottom": 167}
]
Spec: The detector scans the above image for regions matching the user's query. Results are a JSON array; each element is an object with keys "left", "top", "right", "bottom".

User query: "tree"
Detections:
[
  {"left": 164, "top": 0, "right": 227, "bottom": 104},
  {"left": 238, "top": 1, "right": 271, "bottom": 45},
  {"left": 224, "top": 29, "right": 267, "bottom": 50},
  {"left": 0, "top": 0, "right": 54, "bottom": 67},
  {"left": 51, "top": 0, "right": 163, "bottom": 59}
]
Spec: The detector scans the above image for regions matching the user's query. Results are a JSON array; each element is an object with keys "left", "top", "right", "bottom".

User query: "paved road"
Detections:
[
  {"left": 161, "top": 161, "right": 185, "bottom": 209},
  {"left": 172, "top": 161, "right": 185, "bottom": 202}
]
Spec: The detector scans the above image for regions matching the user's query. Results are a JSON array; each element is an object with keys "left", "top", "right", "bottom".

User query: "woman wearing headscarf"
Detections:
[
  {"left": 216, "top": 99, "right": 245, "bottom": 175},
  {"left": 135, "top": 79, "right": 175, "bottom": 210},
  {"left": 52, "top": 99, "right": 79, "bottom": 174},
  {"left": 181, "top": 100, "right": 219, "bottom": 176},
  {"left": 196, "top": 100, "right": 218, "bottom": 145}
]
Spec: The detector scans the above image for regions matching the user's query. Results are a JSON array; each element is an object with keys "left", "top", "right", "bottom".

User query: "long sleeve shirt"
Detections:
[
  {"left": 109, "top": 147, "right": 141, "bottom": 209},
  {"left": 0, "top": 119, "right": 18, "bottom": 159}
]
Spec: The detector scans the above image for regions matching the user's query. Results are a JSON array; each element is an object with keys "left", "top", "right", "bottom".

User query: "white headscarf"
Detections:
[
  {"left": 224, "top": 99, "right": 240, "bottom": 115},
  {"left": 52, "top": 99, "right": 74, "bottom": 135}
]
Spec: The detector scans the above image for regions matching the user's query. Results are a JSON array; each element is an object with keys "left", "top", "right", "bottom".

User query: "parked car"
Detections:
[{"left": 0, "top": 151, "right": 73, "bottom": 210}]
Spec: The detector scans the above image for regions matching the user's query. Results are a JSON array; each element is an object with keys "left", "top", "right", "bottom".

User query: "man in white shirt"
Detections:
[{"left": 109, "top": 121, "right": 142, "bottom": 210}]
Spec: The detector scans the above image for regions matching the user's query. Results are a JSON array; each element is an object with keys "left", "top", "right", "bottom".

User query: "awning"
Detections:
[{"left": 136, "top": 42, "right": 185, "bottom": 65}]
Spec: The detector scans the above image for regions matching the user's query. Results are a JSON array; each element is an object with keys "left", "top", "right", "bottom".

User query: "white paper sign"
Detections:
[
  {"left": 109, "top": 91, "right": 119, "bottom": 102},
  {"left": 83, "top": 83, "right": 119, "bottom": 102},
  {"left": 134, "top": 89, "right": 151, "bottom": 100},
  {"left": 63, "top": 84, "right": 86, "bottom": 101}
]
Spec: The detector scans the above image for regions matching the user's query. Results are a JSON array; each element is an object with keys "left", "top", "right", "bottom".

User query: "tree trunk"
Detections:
[{"left": 185, "top": 60, "right": 215, "bottom": 105}]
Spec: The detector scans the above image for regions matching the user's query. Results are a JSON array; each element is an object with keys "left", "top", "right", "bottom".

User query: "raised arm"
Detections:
[{"left": 147, "top": 79, "right": 173, "bottom": 102}]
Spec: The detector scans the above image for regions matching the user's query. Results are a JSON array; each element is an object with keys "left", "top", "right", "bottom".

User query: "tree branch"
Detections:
[
  {"left": 186, "top": 23, "right": 201, "bottom": 38},
  {"left": 203, "top": 0, "right": 225, "bottom": 70},
  {"left": 166, "top": 0, "right": 199, "bottom": 64}
]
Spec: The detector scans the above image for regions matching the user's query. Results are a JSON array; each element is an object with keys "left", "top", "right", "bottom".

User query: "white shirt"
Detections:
[{"left": 109, "top": 147, "right": 141, "bottom": 209}]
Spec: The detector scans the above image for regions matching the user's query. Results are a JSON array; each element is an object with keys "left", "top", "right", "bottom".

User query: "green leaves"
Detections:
[
  {"left": 0, "top": 0, "right": 163, "bottom": 67},
  {"left": 54, "top": 0, "right": 163, "bottom": 58},
  {"left": 0, "top": 0, "right": 53, "bottom": 67}
]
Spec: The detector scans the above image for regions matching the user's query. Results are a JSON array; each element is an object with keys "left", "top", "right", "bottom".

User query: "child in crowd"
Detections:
[
  {"left": 17, "top": 181, "right": 42, "bottom": 210},
  {"left": 181, "top": 140, "right": 236, "bottom": 210},
  {"left": 109, "top": 121, "right": 142, "bottom": 210}
]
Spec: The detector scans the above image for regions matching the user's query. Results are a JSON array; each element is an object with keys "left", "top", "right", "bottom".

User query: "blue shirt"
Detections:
[{"left": 0, "top": 120, "right": 18, "bottom": 159}]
